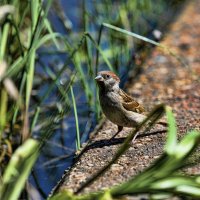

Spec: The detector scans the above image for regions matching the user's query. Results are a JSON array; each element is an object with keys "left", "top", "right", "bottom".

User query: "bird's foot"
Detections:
[{"left": 110, "top": 126, "right": 123, "bottom": 139}]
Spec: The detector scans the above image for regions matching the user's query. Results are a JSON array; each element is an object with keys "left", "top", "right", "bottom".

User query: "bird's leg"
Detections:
[{"left": 111, "top": 125, "right": 123, "bottom": 139}]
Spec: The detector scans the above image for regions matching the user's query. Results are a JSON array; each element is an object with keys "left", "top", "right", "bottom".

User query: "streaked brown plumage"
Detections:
[
  {"left": 119, "top": 89, "right": 145, "bottom": 114},
  {"left": 95, "top": 71, "right": 166, "bottom": 138}
]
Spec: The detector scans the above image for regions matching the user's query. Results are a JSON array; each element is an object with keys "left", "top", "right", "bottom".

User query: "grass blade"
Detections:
[
  {"left": 102, "top": 23, "right": 188, "bottom": 68},
  {"left": 85, "top": 32, "right": 115, "bottom": 72},
  {"left": 103, "top": 23, "right": 160, "bottom": 46},
  {"left": 175, "top": 130, "right": 200, "bottom": 159},
  {"left": 165, "top": 106, "right": 177, "bottom": 155},
  {"left": 0, "top": 88, "right": 8, "bottom": 136},
  {"left": 0, "top": 139, "right": 39, "bottom": 200},
  {"left": 70, "top": 85, "right": 81, "bottom": 150}
]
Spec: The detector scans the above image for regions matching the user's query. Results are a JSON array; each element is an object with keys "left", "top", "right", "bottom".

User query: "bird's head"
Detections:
[{"left": 95, "top": 71, "right": 120, "bottom": 92}]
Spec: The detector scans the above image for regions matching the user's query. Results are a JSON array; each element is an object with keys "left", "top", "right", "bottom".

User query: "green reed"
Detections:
[{"left": 70, "top": 85, "right": 81, "bottom": 151}]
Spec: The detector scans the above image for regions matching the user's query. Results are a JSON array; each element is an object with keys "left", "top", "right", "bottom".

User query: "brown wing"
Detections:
[{"left": 119, "top": 89, "right": 145, "bottom": 113}]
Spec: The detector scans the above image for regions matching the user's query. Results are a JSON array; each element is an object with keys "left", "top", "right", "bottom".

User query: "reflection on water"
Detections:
[{"left": 28, "top": 0, "right": 182, "bottom": 198}]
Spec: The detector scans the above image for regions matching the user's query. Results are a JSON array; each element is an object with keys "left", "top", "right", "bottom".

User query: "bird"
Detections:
[{"left": 95, "top": 70, "right": 166, "bottom": 138}]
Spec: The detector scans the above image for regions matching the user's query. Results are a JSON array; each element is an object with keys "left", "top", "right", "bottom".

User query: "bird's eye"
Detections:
[{"left": 106, "top": 74, "right": 110, "bottom": 79}]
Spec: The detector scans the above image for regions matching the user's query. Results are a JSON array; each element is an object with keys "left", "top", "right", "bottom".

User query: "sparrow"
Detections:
[{"left": 95, "top": 71, "right": 166, "bottom": 138}]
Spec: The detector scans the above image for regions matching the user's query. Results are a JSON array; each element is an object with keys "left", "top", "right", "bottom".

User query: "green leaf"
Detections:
[
  {"left": 0, "top": 139, "right": 39, "bottom": 200},
  {"left": 102, "top": 23, "right": 161, "bottom": 46},
  {"left": 49, "top": 190, "right": 75, "bottom": 200},
  {"left": 70, "top": 85, "right": 80, "bottom": 150},
  {"left": 35, "top": 32, "right": 63, "bottom": 49},
  {"left": 165, "top": 106, "right": 177, "bottom": 154},
  {"left": 99, "top": 191, "right": 113, "bottom": 200},
  {"left": 175, "top": 130, "right": 200, "bottom": 159},
  {"left": 176, "top": 185, "right": 200, "bottom": 196},
  {"left": 85, "top": 32, "right": 115, "bottom": 72},
  {"left": 31, "top": 0, "right": 39, "bottom": 33},
  {"left": 44, "top": 18, "right": 60, "bottom": 49},
  {"left": 151, "top": 176, "right": 198, "bottom": 189},
  {"left": 102, "top": 23, "right": 188, "bottom": 68}
]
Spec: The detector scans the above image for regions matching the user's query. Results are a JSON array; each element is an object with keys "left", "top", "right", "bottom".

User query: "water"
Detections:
[
  {"left": 29, "top": 45, "right": 97, "bottom": 197},
  {"left": 28, "top": 1, "right": 182, "bottom": 199}
]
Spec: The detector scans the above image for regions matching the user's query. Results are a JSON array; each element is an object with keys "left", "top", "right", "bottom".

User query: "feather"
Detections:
[{"left": 119, "top": 89, "right": 145, "bottom": 113}]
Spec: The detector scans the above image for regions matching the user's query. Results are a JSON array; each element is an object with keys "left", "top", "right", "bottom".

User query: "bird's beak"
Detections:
[{"left": 95, "top": 75, "right": 103, "bottom": 82}]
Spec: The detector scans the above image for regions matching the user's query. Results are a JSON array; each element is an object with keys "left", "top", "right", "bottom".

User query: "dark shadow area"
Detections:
[{"left": 84, "top": 129, "right": 166, "bottom": 151}]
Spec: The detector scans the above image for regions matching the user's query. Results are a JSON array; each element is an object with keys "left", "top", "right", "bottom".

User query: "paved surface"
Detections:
[{"left": 52, "top": 0, "right": 200, "bottom": 197}]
